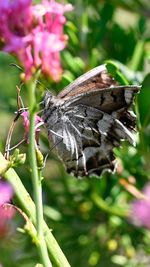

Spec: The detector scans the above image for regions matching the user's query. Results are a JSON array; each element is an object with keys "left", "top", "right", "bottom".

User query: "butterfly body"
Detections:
[{"left": 43, "top": 65, "right": 140, "bottom": 177}]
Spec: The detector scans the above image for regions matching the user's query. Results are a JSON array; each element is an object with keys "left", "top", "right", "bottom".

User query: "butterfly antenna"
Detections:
[{"left": 9, "top": 63, "right": 23, "bottom": 71}]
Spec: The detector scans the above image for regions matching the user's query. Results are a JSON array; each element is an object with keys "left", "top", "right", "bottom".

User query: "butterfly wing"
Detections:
[
  {"left": 44, "top": 102, "right": 137, "bottom": 176},
  {"left": 43, "top": 65, "right": 140, "bottom": 177},
  {"left": 58, "top": 64, "right": 117, "bottom": 98},
  {"left": 59, "top": 64, "right": 140, "bottom": 112}
]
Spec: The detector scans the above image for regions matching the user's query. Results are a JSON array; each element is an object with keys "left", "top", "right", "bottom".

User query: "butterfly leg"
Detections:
[{"left": 81, "top": 149, "right": 88, "bottom": 176}]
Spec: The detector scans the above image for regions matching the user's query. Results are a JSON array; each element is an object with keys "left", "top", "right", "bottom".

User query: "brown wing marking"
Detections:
[{"left": 58, "top": 65, "right": 118, "bottom": 98}]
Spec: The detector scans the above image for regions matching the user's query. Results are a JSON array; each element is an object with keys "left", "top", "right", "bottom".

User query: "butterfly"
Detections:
[{"left": 43, "top": 64, "right": 140, "bottom": 177}]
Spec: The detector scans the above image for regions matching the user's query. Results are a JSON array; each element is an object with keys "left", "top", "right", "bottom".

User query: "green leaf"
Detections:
[
  {"left": 138, "top": 16, "right": 146, "bottom": 35},
  {"left": 129, "top": 40, "right": 145, "bottom": 71},
  {"left": 137, "top": 73, "right": 150, "bottom": 127},
  {"left": 106, "top": 61, "right": 129, "bottom": 85},
  {"left": 62, "top": 51, "right": 85, "bottom": 74}
]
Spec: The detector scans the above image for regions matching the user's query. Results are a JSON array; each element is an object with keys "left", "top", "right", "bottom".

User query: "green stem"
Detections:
[
  {"left": 0, "top": 152, "right": 71, "bottom": 267},
  {"left": 28, "top": 79, "right": 52, "bottom": 267},
  {"left": 91, "top": 192, "right": 128, "bottom": 218}
]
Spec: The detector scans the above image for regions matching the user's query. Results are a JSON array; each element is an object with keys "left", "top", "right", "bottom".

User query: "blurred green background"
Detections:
[{"left": 0, "top": 0, "right": 150, "bottom": 266}]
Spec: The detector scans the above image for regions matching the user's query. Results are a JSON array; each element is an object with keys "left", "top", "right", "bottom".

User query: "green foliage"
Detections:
[
  {"left": 0, "top": 0, "right": 150, "bottom": 266},
  {"left": 138, "top": 74, "right": 150, "bottom": 127}
]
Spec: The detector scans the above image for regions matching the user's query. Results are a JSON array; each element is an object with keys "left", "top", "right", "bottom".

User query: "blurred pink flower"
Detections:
[
  {"left": 21, "top": 111, "right": 43, "bottom": 142},
  {"left": 0, "top": 0, "right": 73, "bottom": 81},
  {"left": 0, "top": 205, "right": 15, "bottom": 238},
  {"left": 0, "top": 181, "right": 13, "bottom": 206},
  {"left": 130, "top": 183, "right": 150, "bottom": 229},
  {"left": 0, "top": 181, "right": 15, "bottom": 237}
]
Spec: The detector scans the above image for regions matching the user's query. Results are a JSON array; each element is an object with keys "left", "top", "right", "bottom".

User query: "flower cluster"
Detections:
[
  {"left": 0, "top": 0, "right": 73, "bottom": 81},
  {"left": 130, "top": 183, "right": 150, "bottom": 229}
]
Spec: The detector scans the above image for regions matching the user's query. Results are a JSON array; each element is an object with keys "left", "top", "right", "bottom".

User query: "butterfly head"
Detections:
[{"left": 43, "top": 90, "right": 56, "bottom": 109}]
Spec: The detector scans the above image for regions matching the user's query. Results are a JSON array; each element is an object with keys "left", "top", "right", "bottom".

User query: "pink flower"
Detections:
[
  {"left": 0, "top": 0, "right": 73, "bottom": 81},
  {"left": 21, "top": 111, "right": 43, "bottom": 142},
  {"left": 0, "top": 205, "right": 15, "bottom": 238},
  {"left": 130, "top": 183, "right": 150, "bottom": 229},
  {"left": 0, "top": 181, "right": 14, "bottom": 237},
  {"left": 0, "top": 181, "right": 13, "bottom": 205}
]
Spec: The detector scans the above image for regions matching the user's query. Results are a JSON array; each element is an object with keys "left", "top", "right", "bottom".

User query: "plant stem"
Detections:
[
  {"left": 27, "top": 79, "right": 52, "bottom": 267},
  {"left": 91, "top": 192, "right": 128, "bottom": 218},
  {"left": 0, "top": 152, "right": 71, "bottom": 267}
]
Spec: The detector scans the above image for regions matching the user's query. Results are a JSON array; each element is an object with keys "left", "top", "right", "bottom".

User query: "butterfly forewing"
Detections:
[
  {"left": 43, "top": 64, "right": 140, "bottom": 177},
  {"left": 58, "top": 64, "right": 118, "bottom": 98}
]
